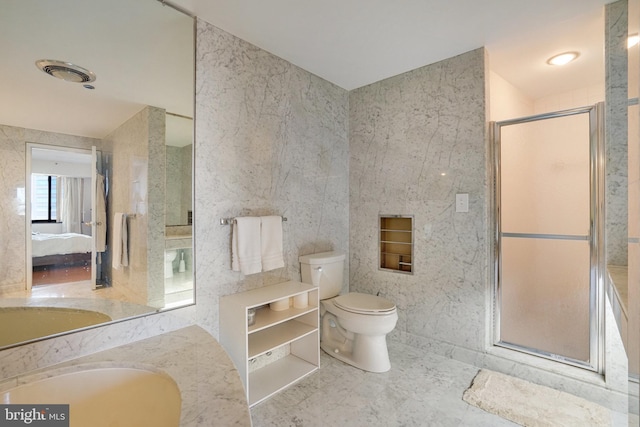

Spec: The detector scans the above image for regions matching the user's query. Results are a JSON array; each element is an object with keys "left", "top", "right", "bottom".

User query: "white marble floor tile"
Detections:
[{"left": 250, "top": 342, "right": 520, "bottom": 427}]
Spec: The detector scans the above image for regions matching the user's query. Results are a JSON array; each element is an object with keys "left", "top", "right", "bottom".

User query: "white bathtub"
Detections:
[
  {"left": 0, "top": 307, "right": 111, "bottom": 347},
  {"left": 1, "top": 367, "right": 181, "bottom": 427}
]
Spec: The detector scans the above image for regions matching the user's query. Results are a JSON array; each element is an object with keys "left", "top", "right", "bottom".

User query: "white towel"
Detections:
[
  {"left": 112, "top": 213, "right": 129, "bottom": 270},
  {"left": 232, "top": 217, "right": 262, "bottom": 275},
  {"left": 261, "top": 216, "right": 284, "bottom": 271}
]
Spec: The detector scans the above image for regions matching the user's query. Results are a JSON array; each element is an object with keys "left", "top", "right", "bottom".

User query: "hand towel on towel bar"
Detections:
[
  {"left": 261, "top": 216, "right": 284, "bottom": 271},
  {"left": 232, "top": 217, "right": 262, "bottom": 275},
  {"left": 112, "top": 213, "right": 129, "bottom": 269}
]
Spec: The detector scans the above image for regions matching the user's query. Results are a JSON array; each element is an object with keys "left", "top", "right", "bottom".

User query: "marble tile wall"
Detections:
[
  {"left": 103, "top": 106, "right": 166, "bottom": 307},
  {"left": 348, "top": 48, "right": 490, "bottom": 354},
  {"left": 193, "top": 20, "right": 349, "bottom": 338},
  {"left": 606, "top": 0, "right": 629, "bottom": 267},
  {"left": 147, "top": 107, "right": 167, "bottom": 306},
  {"left": 0, "top": 124, "right": 101, "bottom": 294}
]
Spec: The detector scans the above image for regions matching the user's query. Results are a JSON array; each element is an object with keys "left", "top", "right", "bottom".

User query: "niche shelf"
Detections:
[
  {"left": 219, "top": 281, "right": 319, "bottom": 407},
  {"left": 380, "top": 215, "right": 413, "bottom": 274}
]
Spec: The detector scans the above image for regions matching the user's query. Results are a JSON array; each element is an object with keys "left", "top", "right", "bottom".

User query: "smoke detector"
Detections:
[{"left": 35, "top": 59, "right": 96, "bottom": 83}]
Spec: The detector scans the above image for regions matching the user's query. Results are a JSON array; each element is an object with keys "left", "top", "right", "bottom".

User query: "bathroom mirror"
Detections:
[{"left": 0, "top": 0, "right": 195, "bottom": 349}]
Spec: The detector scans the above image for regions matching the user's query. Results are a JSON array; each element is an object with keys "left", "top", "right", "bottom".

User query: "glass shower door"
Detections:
[{"left": 494, "top": 104, "right": 602, "bottom": 369}]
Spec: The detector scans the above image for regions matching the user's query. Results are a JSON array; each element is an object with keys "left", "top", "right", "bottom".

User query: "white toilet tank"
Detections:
[{"left": 299, "top": 251, "right": 345, "bottom": 300}]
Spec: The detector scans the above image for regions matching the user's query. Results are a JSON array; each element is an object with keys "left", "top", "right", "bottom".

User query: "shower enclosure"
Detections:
[{"left": 492, "top": 103, "right": 604, "bottom": 370}]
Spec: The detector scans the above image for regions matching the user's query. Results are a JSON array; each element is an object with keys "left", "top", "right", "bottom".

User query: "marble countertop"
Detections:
[
  {"left": 0, "top": 297, "right": 157, "bottom": 322},
  {"left": 0, "top": 326, "right": 251, "bottom": 426}
]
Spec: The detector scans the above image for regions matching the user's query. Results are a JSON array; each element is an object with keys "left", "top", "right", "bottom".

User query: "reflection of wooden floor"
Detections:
[{"left": 33, "top": 265, "right": 91, "bottom": 287}]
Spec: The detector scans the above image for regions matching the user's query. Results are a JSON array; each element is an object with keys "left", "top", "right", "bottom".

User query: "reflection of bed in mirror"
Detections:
[{"left": 31, "top": 232, "right": 92, "bottom": 268}]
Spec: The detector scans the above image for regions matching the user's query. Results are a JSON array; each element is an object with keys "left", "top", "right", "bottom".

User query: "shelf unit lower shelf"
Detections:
[
  {"left": 249, "top": 354, "right": 318, "bottom": 407},
  {"left": 249, "top": 320, "right": 316, "bottom": 358}
]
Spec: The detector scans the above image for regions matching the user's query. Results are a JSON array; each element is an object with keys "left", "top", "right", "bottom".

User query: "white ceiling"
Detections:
[
  {"left": 175, "top": 0, "right": 615, "bottom": 98},
  {"left": 0, "top": 0, "right": 193, "bottom": 140},
  {"left": 31, "top": 147, "right": 91, "bottom": 165},
  {"left": 0, "top": 0, "right": 625, "bottom": 141}
]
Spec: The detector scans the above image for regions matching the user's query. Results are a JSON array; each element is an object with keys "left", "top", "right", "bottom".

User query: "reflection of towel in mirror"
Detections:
[{"left": 112, "top": 213, "right": 129, "bottom": 269}]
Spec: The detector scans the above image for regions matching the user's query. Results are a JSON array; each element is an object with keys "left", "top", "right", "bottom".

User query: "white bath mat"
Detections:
[{"left": 462, "top": 369, "right": 611, "bottom": 426}]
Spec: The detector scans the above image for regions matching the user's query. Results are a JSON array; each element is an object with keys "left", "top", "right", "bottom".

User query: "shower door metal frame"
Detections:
[{"left": 491, "top": 103, "right": 605, "bottom": 372}]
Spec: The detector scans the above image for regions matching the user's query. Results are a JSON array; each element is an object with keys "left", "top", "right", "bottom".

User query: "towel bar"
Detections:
[{"left": 220, "top": 217, "right": 287, "bottom": 225}]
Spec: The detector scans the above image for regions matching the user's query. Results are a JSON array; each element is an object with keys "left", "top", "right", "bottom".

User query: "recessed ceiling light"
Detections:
[
  {"left": 628, "top": 34, "right": 639, "bottom": 48},
  {"left": 546, "top": 52, "right": 579, "bottom": 66}
]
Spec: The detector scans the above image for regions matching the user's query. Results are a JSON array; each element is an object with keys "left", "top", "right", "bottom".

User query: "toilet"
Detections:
[
  {"left": 164, "top": 250, "right": 178, "bottom": 278},
  {"left": 299, "top": 251, "right": 398, "bottom": 373}
]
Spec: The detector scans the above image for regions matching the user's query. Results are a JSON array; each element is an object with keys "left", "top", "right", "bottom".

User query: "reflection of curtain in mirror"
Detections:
[
  {"left": 60, "top": 177, "right": 83, "bottom": 233},
  {"left": 96, "top": 173, "right": 107, "bottom": 252}
]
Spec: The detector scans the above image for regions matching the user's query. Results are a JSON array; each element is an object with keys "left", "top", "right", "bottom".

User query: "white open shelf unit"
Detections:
[{"left": 220, "top": 281, "right": 319, "bottom": 407}]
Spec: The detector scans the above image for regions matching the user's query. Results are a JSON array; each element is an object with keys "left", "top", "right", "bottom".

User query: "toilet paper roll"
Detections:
[
  {"left": 270, "top": 297, "right": 289, "bottom": 311},
  {"left": 293, "top": 293, "right": 308, "bottom": 309}
]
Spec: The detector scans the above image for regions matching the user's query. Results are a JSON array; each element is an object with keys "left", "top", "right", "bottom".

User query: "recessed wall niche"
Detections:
[{"left": 379, "top": 215, "right": 413, "bottom": 274}]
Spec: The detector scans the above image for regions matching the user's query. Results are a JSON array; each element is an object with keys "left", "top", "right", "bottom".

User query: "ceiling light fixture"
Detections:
[
  {"left": 628, "top": 34, "right": 639, "bottom": 48},
  {"left": 546, "top": 52, "right": 579, "bottom": 66},
  {"left": 35, "top": 59, "right": 96, "bottom": 83}
]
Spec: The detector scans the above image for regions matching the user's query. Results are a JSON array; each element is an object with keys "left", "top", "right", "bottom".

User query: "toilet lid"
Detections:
[{"left": 333, "top": 292, "right": 396, "bottom": 314}]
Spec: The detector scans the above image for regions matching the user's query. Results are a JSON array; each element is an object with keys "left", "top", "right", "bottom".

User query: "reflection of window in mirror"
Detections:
[{"left": 30, "top": 174, "right": 58, "bottom": 222}]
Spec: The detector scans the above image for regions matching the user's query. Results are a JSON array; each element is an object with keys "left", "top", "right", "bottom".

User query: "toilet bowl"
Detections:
[
  {"left": 320, "top": 293, "right": 397, "bottom": 372},
  {"left": 299, "top": 251, "right": 398, "bottom": 373},
  {"left": 164, "top": 250, "right": 177, "bottom": 278}
]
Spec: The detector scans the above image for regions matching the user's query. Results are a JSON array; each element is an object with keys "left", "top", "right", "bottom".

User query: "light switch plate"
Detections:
[{"left": 456, "top": 193, "right": 469, "bottom": 213}]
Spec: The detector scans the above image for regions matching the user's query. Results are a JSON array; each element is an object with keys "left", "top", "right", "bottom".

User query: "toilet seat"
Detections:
[{"left": 333, "top": 292, "right": 396, "bottom": 315}]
